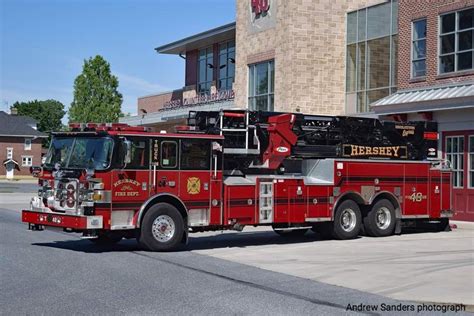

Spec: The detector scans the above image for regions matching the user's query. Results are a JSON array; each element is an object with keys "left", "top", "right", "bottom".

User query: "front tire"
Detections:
[
  {"left": 333, "top": 200, "right": 362, "bottom": 240},
  {"left": 139, "top": 203, "right": 185, "bottom": 251},
  {"left": 363, "top": 199, "right": 396, "bottom": 237}
]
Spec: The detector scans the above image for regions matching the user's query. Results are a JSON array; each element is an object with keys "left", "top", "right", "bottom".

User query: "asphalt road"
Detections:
[
  {"left": 1, "top": 184, "right": 471, "bottom": 315},
  {"left": 2, "top": 195, "right": 465, "bottom": 316},
  {"left": 0, "top": 181, "right": 37, "bottom": 193}
]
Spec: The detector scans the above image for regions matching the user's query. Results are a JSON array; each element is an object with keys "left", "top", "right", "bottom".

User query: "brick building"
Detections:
[
  {"left": 121, "top": 0, "right": 387, "bottom": 128},
  {"left": 120, "top": 0, "right": 473, "bottom": 220},
  {"left": 0, "top": 111, "right": 47, "bottom": 179},
  {"left": 122, "top": 23, "right": 236, "bottom": 129},
  {"left": 372, "top": 0, "right": 474, "bottom": 221}
]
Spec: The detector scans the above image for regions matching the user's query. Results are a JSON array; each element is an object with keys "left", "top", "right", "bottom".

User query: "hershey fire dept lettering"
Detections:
[{"left": 114, "top": 179, "right": 141, "bottom": 197}]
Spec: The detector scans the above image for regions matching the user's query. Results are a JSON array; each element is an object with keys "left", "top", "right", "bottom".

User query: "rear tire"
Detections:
[
  {"left": 363, "top": 199, "right": 396, "bottom": 237},
  {"left": 139, "top": 203, "right": 185, "bottom": 251},
  {"left": 333, "top": 200, "right": 362, "bottom": 240}
]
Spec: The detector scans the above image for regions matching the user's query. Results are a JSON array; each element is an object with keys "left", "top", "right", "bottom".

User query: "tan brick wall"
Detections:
[
  {"left": 0, "top": 137, "right": 43, "bottom": 177},
  {"left": 398, "top": 0, "right": 474, "bottom": 90},
  {"left": 235, "top": 0, "right": 386, "bottom": 115}
]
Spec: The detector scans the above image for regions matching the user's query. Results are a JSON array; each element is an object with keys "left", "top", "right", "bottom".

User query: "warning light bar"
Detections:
[{"left": 68, "top": 123, "right": 150, "bottom": 132}]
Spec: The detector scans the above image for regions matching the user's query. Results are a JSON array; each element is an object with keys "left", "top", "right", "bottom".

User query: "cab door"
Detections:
[
  {"left": 179, "top": 138, "right": 220, "bottom": 226},
  {"left": 150, "top": 138, "right": 180, "bottom": 197}
]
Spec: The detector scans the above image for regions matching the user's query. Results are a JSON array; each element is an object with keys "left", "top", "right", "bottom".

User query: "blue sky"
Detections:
[{"left": 0, "top": 0, "right": 236, "bottom": 118}]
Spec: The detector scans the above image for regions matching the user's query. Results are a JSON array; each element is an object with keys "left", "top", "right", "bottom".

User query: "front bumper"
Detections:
[{"left": 22, "top": 210, "right": 103, "bottom": 230}]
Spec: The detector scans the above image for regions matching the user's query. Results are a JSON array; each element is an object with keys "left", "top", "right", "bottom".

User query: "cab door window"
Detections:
[
  {"left": 161, "top": 141, "right": 177, "bottom": 169},
  {"left": 180, "top": 139, "right": 211, "bottom": 170},
  {"left": 128, "top": 138, "right": 148, "bottom": 169}
]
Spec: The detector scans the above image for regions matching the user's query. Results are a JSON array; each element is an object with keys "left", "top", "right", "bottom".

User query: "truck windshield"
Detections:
[{"left": 45, "top": 137, "right": 114, "bottom": 170}]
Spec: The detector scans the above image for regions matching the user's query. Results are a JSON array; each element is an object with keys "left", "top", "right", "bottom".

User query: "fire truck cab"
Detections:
[{"left": 22, "top": 111, "right": 453, "bottom": 251}]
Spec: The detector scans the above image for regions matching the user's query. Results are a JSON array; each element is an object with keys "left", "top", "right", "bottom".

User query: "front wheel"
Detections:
[
  {"left": 139, "top": 203, "right": 185, "bottom": 251},
  {"left": 333, "top": 200, "right": 362, "bottom": 240}
]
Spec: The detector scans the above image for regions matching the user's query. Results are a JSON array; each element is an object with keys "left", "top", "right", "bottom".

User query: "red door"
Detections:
[{"left": 443, "top": 130, "right": 474, "bottom": 221}]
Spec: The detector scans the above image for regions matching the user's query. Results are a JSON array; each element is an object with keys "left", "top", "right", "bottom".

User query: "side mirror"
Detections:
[{"left": 123, "top": 140, "right": 132, "bottom": 165}]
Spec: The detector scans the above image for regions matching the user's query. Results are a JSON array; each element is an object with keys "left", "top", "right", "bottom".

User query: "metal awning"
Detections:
[
  {"left": 371, "top": 82, "right": 474, "bottom": 115},
  {"left": 155, "top": 22, "right": 236, "bottom": 55}
]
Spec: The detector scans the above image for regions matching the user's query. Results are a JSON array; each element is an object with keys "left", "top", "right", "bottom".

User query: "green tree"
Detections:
[
  {"left": 13, "top": 99, "right": 66, "bottom": 147},
  {"left": 69, "top": 55, "right": 122, "bottom": 123}
]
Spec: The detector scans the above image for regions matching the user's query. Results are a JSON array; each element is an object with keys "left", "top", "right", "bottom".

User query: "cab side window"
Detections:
[
  {"left": 128, "top": 138, "right": 149, "bottom": 169},
  {"left": 161, "top": 141, "right": 177, "bottom": 168},
  {"left": 181, "top": 139, "right": 210, "bottom": 170}
]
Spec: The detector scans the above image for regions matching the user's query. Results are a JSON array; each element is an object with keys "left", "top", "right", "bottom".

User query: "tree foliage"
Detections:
[
  {"left": 69, "top": 55, "right": 123, "bottom": 123},
  {"left": 13, "top": 99, "right": 66, "bottom": 146}
]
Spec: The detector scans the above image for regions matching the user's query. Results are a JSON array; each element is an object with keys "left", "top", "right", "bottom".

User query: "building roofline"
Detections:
[
  {"left": 138, "top": 89, "right": 183, "bottom": 99},
  {"left": 155, "top": 22, "right": 236, "bottom": 55},
  {"left": 0, "top": 134, "right": 48, "bottom": 138}
]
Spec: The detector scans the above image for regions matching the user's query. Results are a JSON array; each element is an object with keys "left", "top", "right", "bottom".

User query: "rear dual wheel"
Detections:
[
  {"left": 312, "top": 200, "right": 362, "bottom": 240},
  {"left": 363, "top": 199, "right": 396, "bottom": 237}
]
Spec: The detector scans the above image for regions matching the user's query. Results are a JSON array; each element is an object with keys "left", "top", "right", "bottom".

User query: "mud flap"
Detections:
[
  {"left": 394, "top": 218, "right": 402, "bottom": 235},
  {"left": 439, "top": 218, "right": 451, "bottom": 232},
  {"left": 182, "top": 224, "right": 189, "bottom": 245}
]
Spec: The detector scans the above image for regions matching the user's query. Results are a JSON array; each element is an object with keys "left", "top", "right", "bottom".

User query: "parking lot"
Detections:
[{"left": 193, "top": 224, "right": 474, "bottom": 305}]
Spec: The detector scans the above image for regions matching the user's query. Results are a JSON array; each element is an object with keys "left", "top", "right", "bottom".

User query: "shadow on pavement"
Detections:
[
  {"left": 31, "top": 226, "right": 446, "bottom": 254},
  {"left": 32, "top": 231, "right": 335, "bottom": 253}
]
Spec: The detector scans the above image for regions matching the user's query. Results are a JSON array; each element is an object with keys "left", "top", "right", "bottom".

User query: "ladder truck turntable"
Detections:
[{"left": 22, "top": 110, "right": 453, "bottom": 251}]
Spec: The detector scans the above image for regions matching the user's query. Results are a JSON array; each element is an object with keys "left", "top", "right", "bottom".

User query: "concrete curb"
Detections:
[{"left": 451, "top": 220, "right": 474, "bottom": 231}]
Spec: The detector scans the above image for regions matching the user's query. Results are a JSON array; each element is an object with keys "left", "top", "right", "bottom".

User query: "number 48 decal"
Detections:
[{"left": 407, "top": 192, "right": 426, "bottom": 202}]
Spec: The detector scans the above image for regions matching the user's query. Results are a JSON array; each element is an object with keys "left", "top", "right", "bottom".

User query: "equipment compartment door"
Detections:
[
  {"left": 403, "top": 164, "right": 429, "bottom": 216},
  {"left": 428, "top": 169, "right": 441, "bottom": 218}
]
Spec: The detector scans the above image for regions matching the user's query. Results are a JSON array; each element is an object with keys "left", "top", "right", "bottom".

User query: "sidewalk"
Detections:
[
  {"left": 0, "top": 179, "right": 37, "bottom": 184},
  {"left": 451, "top": 220, "right": 474, "bottom": 230}
]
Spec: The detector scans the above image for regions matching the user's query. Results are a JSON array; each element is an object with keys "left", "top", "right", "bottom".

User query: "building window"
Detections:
[
  {"left": 469, "top": 135, "right": 474, "bottom": 188},
  {"left": 24, "top": 138, "right": 32, "bottom": 151},
  {"left": 249, "top": 60, "right": 274, "bottom": 111},
  {"left": 7, "top": 148, "right": 13, "bottom": 159},
  {"left": 198, "top": 46, "right": 214, "bottom": 95},
  {"left": 446, "top": 136, "right": 464, "bottom": 188},
  {"left": 22, "top": 156, "right": 32, "bottom": 167},
  {"left": 439, "top": 8, "right": 474, "bottom": 74},
  {"left": 345, "top": 0, "right": 398, "bottom": 113},
  {"left": 218, "top": 41, "right": 235, "bottom": 91},
  {"left": 412, "top": 19, "right": 427, "bottom": 77}
]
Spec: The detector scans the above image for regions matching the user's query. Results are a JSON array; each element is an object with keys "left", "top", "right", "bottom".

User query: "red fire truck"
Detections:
[{"left": 22, "top": 110, "right": 453, "bottom": 251}]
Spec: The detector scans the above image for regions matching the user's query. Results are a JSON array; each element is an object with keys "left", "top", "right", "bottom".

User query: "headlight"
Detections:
[{"left": 92, "top": 192, "right": 103, "bottom": 201}]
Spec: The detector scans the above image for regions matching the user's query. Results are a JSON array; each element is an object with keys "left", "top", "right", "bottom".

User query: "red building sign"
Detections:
[{"left": 251, "top": 0, "right": 270, "bottom": 15}]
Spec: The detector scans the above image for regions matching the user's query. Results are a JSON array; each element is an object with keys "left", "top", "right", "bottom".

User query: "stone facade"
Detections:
[
  {"left": 398, "top": 0, "right": 474, "bottom": 90},
  {"left": 234, "top": 0, "right": 386, "bottom": 115}
]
